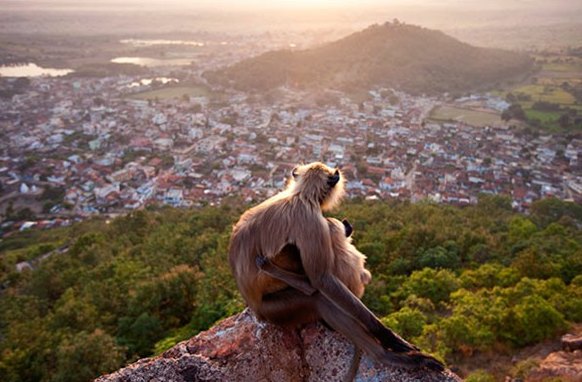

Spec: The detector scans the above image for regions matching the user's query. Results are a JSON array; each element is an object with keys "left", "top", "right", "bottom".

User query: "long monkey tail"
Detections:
[
  {"left": 382, "top": 350, "right": 445, "bottom": 371},
  {"left": 317, "top": 294, "right": 444, "bottom": 372}
]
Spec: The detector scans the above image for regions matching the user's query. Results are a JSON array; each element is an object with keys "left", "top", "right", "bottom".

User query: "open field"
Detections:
[
  {"left": 429, "top": 105, "right": 504, "bottom": 127},
  {"left": 524, "top": 109, "right": 562, "bottom": 131},
  {"left": 541, "top": 62, "right": 582, "bottom": 73},
  {"left": 125, "top": 86, "right": 209, "bottom": 101},
  {"left": 512, "top": 84, "right": 576, "bottom": 105},
  {"left": 492, "top": 53, "right": 582, "bottom": 133},
  {"left": 524, "top": 109, "right": 562, "bottom": 121},
  {"left": 537, "top": 71, "right": 582, "bottom": 81}
]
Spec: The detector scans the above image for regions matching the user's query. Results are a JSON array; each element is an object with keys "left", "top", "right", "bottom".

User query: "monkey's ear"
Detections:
[
  {"left": 292, "top": 166, "right": 299, "bottom": 179},
  {"left": 328, "top": 169, "right": 340, "bottom": 187}
]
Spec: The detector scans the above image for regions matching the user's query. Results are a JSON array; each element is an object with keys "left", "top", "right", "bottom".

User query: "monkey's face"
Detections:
[
  {"left": 290, "top": 162, "right": 345, "bottom": 211},
  {"left": 328, "top": 218, "right": 354, "bottom": 244}
]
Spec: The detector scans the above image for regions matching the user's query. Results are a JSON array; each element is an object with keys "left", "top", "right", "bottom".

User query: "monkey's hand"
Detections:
[
  {"left": 255, "top": 254, "right": 268, "bottom": 269},
  {"left": 256, "top": 254, "right": 317, "bottom": 296}
]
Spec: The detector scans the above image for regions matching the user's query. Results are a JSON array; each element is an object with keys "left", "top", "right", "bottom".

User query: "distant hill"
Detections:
[{"left": 206, "top": 22, "right": 534, "bottom": 95}]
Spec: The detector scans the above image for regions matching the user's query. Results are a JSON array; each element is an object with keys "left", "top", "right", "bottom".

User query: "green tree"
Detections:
[
  {"left": 382, "top": 307, "right": 427, "bottom": 339},
  {"left": 507, "top": 216, "right": 537, "bottom": 246},
  {"left": 530, "top": 197, "right": 582, "bottom": 228},
  {"left": 53, "top": 329, "right": 125, "bottom": 382},
  {"left": 512, "top": 248, "right": 561, "bottom": 280},
  {"left": 117, "top": 313, "right": 163, "bottom": 357},
  {"left": 460, "top": 263, "right": 519, "bottom": 289},
  {"left": 509, "top": 295, "right": 567, "bottom": 346},
  {"left": 52, "top": 288, "right": 100, "bottom": 331},
  {"left": 476, "top": 194, "right": 512, "bottom": 215},
  {"left": 501, "top": 103, "right": 526, "bottom": 121},
  {"left": 397, "top": 268, "right": 459, "bottom": 306},
  {"left": 466, "top": 370, "right": 496, "bottom": 382},
  {"left": 127, "top": 265, "right": 202, "bottom": 328},
  {"left": 440, "top": 314, "right": 494, "bottom": 355},
  {"left": 418, "top": 245, "right": 460, "bottom": 270}
]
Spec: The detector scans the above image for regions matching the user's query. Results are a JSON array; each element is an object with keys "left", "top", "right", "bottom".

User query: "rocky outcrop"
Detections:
[
  {"left": 562, "top": 334, "right": 582, "bottom": 352},
  {"left": 96, "top": 308, "right": 462, "bottom": 382},
  {"left": 526, "top": 350, "right": 582, "bottom": 382},
  {"left": 524, "top": 332, "right": 582, "bottom": 382}
]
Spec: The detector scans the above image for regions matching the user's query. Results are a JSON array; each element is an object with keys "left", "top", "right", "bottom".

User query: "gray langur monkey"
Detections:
[
  {"left": 257, "top": 217, "right": 371, "bottom": 302},
  {"left": 228, "top": 162, "right": 444, "bottom": 378},
  {"left": 254, "top": 216, "right": 370, "bottom": 381}
]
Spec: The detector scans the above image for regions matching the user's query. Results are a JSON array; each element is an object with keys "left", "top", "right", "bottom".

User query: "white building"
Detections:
[{"left": 164, "top": 188, "right": 184, "bottom": 207}]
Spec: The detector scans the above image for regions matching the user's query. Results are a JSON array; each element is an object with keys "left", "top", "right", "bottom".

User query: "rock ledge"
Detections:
[{"left": 95, "top": 308, "right": 463, "bottom": 382}]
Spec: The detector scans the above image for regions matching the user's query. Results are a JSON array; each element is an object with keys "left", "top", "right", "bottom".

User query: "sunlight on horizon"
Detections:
[{"left": 3, "top": 0, "right": 581, "bottom": 44}]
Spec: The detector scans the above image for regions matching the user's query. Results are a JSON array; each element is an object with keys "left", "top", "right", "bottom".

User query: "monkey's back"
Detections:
[
  {"left": 229, "top": 202, "right": 370, "bottom": 314},
  {"left": 228, "top": 194, "right": 301, "bottom": 313}
]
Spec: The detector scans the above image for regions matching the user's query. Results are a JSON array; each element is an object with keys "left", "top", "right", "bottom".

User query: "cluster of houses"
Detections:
[{"left": 0, "top": 68, "right": 581, "bottom": 233}]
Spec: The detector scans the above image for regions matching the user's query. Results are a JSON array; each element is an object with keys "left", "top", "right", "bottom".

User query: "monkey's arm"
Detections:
[{"left": 256, "top": 255, "right": 317, "bottom": 296}]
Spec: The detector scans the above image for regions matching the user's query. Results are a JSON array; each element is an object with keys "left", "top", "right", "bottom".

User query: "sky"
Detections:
[
  {"left": 2, "top": 0, "right": 581, "bottom": 45},
  {"left": 6, "top": 0, "right": 580, "bottom": 10},
  {"left": 6, "top": 0, "right": 581, "bottom": 19}
]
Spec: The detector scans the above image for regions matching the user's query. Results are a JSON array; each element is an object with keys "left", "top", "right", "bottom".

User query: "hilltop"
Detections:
[
  {"left": 96, "top": 308, "right": 462, "bottom": 382},
  {"left": 206, "top": 22, "right": 534, "bottom": 95},
  {"left": 1, "top": 198, "right": 582, "bottom": 381}
]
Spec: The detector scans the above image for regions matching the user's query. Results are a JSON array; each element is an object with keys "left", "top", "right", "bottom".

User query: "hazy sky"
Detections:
[
  {"left": 7, "top": 0, "right": 582, "bottom": 10},
  {"left": 2, "top": 0, "right": 581, "bottom": 46},
  {"left": 7, "top": 0, "right": 582, "bottom": 18}
]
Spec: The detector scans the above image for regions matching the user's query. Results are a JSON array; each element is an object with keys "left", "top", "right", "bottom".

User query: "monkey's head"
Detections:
[{"left": 288, "top": 162, "right": 345, "bottom": 211}]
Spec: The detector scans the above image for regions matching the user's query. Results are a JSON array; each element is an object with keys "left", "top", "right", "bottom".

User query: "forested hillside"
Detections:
[
  {"left": 207, "top": 22, "right": 533, "bottom": 95},
  {"left": 1, "top": 196, "right": 581, "bottom": 381}
]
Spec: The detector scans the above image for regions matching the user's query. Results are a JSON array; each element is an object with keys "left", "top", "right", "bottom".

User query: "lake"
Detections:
[
  {"left": 120, "top": 39, "right": 206, "bottom": 47},
  {"left": 128, "top": 77, "right": 178, "bottom": 87},
  {"left": 0, "top": 63, "right": 73, "bottom": 77},
  {"left": 111, "top": 57, "right": 193, "bottom": 67}
]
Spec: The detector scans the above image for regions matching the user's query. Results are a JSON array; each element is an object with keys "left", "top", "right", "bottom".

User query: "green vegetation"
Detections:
[
  {"left": 541, "top": 62, "right": 582, "bottom": 72},
  {"left": 125, "top": 86, "right": 209, "bottom": 101},
  {"left": 466, "top": 370, "right": 496, "bottom": 382},
  {"left": 512, "top": 84, "right": 576, "bottom": 105},
  {"left": 523, "top": 109, "right": 563, "bottom": 128},
  {"left": 429, "top": 106, "right": 504, "bottom": 127},
  {"left": 497, "top": 50, "right": 582, "bottom": 133},
  {"left": 1, "top": 196, "right": 582, "bottom": 381}
]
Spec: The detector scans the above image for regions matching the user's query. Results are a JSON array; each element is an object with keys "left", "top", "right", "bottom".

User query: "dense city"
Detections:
[{"left": 1, "top": 60, "right": 581, "bottom": 235}]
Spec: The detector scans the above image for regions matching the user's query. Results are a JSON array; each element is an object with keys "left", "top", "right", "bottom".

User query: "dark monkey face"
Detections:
[
  {"left": 341, "top": 219, "right": 353, "bottom": 237},
  {"left": 327, "top": 169, "right": 340, "bottom": 187},
  {"left": 292, "top": 165, "right": 340, "bottom": 187}
]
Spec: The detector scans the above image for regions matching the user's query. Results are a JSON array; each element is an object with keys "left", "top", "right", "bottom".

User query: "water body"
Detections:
[
  {"left": 120, "top": 39, "right": 206, "bottom": 47},
  {"left": 128, "top": 77, "right": 178, "bottom": 87},
  {"left": 111, "top": 57, "right": 193, "bottom": 67},
  {"left": 0, "top": 63, "right": 73, "bottom": 77}
]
